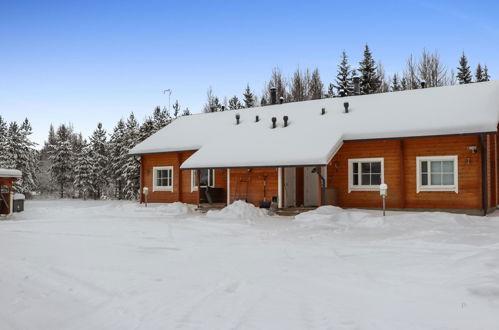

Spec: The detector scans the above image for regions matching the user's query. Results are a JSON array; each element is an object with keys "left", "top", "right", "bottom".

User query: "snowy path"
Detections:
[{"left": 0, "top": 200, "right": 498, "bottom": 329}]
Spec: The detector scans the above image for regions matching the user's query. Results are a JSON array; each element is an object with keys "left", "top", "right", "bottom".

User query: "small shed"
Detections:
[{"left": 0, "top": 168, "right": 22, "bottom": 216}]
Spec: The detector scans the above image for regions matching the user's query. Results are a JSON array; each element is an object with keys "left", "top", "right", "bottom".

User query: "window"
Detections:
[
  {"left": 348, "top": 158, "right": 384, "bottom": 192},
  {"left": 191, "top": 169, "right": 215, "bottom": 191},
  {"left": 416, "top": 156, "right": 458, "bottom": 193},
  {"left": 153, "top": 166, "right": 173, "bottom": 191}
]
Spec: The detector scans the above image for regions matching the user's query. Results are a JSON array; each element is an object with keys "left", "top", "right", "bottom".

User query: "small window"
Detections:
[
  {"left": 348, "top": 158, "right": 384, "bottom": 192},
  {"left": 417, "top": 156, "right": 458, "bottom": 193},
  {"left": 153, "top": 166, "right": 173, "bottom": 192},
  {"left": 191, "top": 169, "right": 215, "bottom": 191}
]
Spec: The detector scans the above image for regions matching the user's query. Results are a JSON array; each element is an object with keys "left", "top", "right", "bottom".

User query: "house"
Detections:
[
  {"left": 0, "top": 169, "right": 22, "bottom": 216},
  {"left": 129, "top": 81, "right": 499, "bottom": 215}
]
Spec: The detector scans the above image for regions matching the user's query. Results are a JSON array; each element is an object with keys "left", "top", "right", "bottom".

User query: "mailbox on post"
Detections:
[{"left": 379, "top": 183, "right": 388, "bottom": 216}]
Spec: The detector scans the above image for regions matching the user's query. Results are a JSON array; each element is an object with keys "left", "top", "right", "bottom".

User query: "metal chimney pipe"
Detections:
[
  {"left": 271, "top": 117, "right": 277, "bottom": 128},
  {"left": 270, "top": 87, "right": 277, "bottom": 105},
  {"left": 321, "top": 107, "right": 326, "bottom": 115},
  {"left": 353, "top": 76, "right": 360, "bottom": 95},
  {"left": 344, "top": 102, "right": 349, "bottom": 113},
  {"left": 421, "top": 80, "right": 426, "bottom": 89},
  {"left": 255, "top": 115, "right": 259, "bottom": 122},
  {"left": 279, "top": 96, "right": 284, "bottom": 104},
  {"left": 283, "top": 116, "right": 288, "bottom": 127},
  {"left": 235, "top": 114, "right": 240, "bottom": 125}
]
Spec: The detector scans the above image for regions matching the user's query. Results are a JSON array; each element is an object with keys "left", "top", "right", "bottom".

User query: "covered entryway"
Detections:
[{"left": 304, "top": 166, "right": 320, "bottom": 206}]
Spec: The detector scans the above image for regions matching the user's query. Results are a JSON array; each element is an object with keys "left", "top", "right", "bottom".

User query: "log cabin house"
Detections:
[
  {"left": 0, "top": 169, "right": 22, "bottom": 216},
  {"left": 130, "top": 81, "right": 499, "bottom": 215}
]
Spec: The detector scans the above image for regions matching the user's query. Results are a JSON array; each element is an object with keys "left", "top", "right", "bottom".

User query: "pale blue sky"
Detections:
[{"left": 1, "top": 0, "right": 498, "bottom": 147}]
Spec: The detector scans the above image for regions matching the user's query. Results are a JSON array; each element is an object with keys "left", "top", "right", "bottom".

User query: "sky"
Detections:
[{"left": 1, "top": 0, "right": 498, "bottom": 147}]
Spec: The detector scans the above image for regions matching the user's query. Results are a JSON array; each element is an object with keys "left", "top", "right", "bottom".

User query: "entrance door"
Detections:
[
  {"left": 304, "top": 167, "right": 319, "bottom": 206},
  {"left": 284, "top": 167, "right": 296, "bottom": 207}
]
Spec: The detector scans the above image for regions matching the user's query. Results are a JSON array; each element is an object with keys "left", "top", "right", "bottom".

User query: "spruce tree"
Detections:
[
  {"left": 290, "top": 67, "right": 308, "bottom": 102},
  {"left": 89, "top": 123, "right": 108, "bottom": 199},
  {"left": 109, "top": 119, "right": 127, "bottom": 199},
  {"left": 152, "top": 106, "right": 170, "bottom": 132},
  {"left": 483, "top": 65, "right": 490, "bottom": 81},
  {"left": 243, "top": 84, "right": 255, "bottom": 108},
  {"left": 49, "top": 125, "right": 74, "bottom": 198},
  {"left": 172, "top": 100, "right": 181, "bottom": 118},
  {"left": 358, "top": 44, "right": 380, "bottom": 94},
  {"left": 228, "top": 96, "right": 242, "bottom": 110},
  {"left": 457, "top": 52, "right": 472, "bottom": 84},
  {"left": 73, "top": 139, "right": 93, "bottom": 200},
  {"left": 391, "top": 73, "right": 401, "bottom": 92},
  {"left": 123, "top": 113, "right": 140, "bottom": 200},
  {"left": 336, "top": 51, "right": 353, "bottom": 97},
  {"left": 0, "top": 116, "right": 9, "bottom": 167},
  {"left": 475, "top": 63, "right": 484, "bottom": 82}
]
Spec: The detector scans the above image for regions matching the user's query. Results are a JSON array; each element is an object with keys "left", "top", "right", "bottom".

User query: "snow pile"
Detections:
[
  {"left": 206, "top": 200, "right": 268, "bottom": 220},
  {"left": 154, "top": 202, "right": 197, "bottom": 216},
  {"left": 13, "top": 193, "right": 25, "bottom": 200},
  {"left": 295, "top": 205, "right": 381, "bottom": 228}
]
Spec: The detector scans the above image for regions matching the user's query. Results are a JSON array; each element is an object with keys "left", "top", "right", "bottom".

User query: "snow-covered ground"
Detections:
[{"left": 1, "top": 200, "right": 499, "bottom": 330}]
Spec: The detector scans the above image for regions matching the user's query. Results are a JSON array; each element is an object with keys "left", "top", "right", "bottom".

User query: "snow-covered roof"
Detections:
[
  {"left": 0, "top": 168, "right": 22, "bottom": 178},
  {"left": 129, "top": 81, "right": 499, "bottom": 169}
]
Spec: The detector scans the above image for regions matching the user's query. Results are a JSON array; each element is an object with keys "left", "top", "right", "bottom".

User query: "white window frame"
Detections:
[
  {"left": 416, "top": 156, "right": 458, "bottom": 193},
  {"left": 191, "top": 169, "right": 215, "bottom": 192},
  {"left": 348, "top": 158, "right": 384, "bottom": 193},
  {"left": 153, "top": 166, "right": 173, "bottom": 192}
]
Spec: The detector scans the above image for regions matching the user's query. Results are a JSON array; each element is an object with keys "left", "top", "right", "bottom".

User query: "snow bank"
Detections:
[
  {"left": 154, "top": 202, "right": 197, "bottom": 216},
  {"left": 206, "top": 200, "right": 268, "bottom": 221},
  {"left": 295, "top": 206, "right": 381, "bottom": 228}
]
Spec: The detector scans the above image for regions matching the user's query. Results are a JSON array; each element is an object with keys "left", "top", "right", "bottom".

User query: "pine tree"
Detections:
[
  {"left": 14, "top": 118, "right": 39, "bottom": 194},
  {"left": 89, "top": 123, "right": 108, "bottom": 199},
  {"left": 327, "top": 83, "right": 335, "bottom": 97},
  {"left": 483, "top": 65, "right": 490, "bottom": 81},
  {"left": 138, "top": 117, "right": 155, "bottom": 143},
  {"left": 358, "top": 44, "right": 380, "bottom": 94},
  {"left": 457, "top": 52, "right": 472, "bottom": 84},
  {"left": 391, "top": 73, "right": 401, "bottom": 92},
  {"left": 308, "top": 68, "right": 324, "bottom": 100},
  {"left": 243, "top": 84, "right": 255, "bottom": 108},
  {"left": 260, "top": 96, "right": 267, "bottom": 106},
  {"left": 73, "top": 139, "right": 93, "bottom": 200},
  {"left": 336, "top": 51, "right": 353, "bottom": 97},
  {"left": 228, "top": 96, "right": 242, "bottom": 110},
  {"left": 475, "top": 63, "right": 484, "bottom": 82},
  {"left": 182, "top": 108, "right": 191, "bottom": 116},
  {"left": 203, "top": 87, "right": 222, "bottom": 112}
]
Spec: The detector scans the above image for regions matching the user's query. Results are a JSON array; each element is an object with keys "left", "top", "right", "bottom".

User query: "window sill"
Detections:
[
  {"left": 153, "top": 187, "right": 173, "bottom": 192},
  {"left": 348, "top": 186, "right": 381, "bottom": 193},
  {"left": 417, "top": 186, "right": 458, "bottom": 193}
]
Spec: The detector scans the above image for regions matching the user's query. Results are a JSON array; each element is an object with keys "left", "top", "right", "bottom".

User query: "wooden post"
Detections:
[
  {"left": 227, "top": 169, "right": 231, "bottom": 205},
  {"left": 197, "top": 170, "right": 201, "bottom": 208},
  {"left": 480, "top": 134, "right": 488, "bottom": 216},
  {"left": 399, "top": 140, "right": 406, "bottom": 209},
  {"left": 277, "top": 167, "right": 283, "bottom": 209}
]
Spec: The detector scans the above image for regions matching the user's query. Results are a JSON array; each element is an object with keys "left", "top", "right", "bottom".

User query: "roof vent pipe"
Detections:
[
  {"left": 344, "top": 102, "right": 349, "bottom": 113},
  {"left": 221, "top": 105, "right": 225, "bottom": 111},
  {"left": 283, "top": 116, "right": 288, "bottom": 127},
  {"left": 270, "top": 87, "right": 277, "bottom": 105},
  {"left": 271, "top": 117, "right": 277, "bottom": 128},
  {"left": 279, "top": 96, "right": 284, "bottom": 104},
  {"left": 353, "top": 76, "right": 360, "bottom": 95},
  {"left": 321, "top": 107, "right": 326, "bottom": 115},
  {"left": 235, "top": 114, "right": 240, "bottom": 125},
  {"left": 421, "top": 80, "right": 426, "bottom": 89},
  {"left": 255, "top": 115, "right": 259, "bottom": 122}
]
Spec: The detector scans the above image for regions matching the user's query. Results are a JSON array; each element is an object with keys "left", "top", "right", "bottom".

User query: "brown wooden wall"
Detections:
[
  {"left": 0, "top": 178, "right": 14, "bottom": 215},
  {"left": 228, "top": 168, "right": 278, "bottom": 205},
  {"left": 327, "top": 135, "right": 490, "bottom": 211}
]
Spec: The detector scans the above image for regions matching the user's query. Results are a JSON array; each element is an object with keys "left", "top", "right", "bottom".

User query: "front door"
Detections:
[
  {"left": 284, "top": 167, "right": 296, "bottom": 207},
  {"left": 304, "top": 167, "right": 319, "bottom": 206}
]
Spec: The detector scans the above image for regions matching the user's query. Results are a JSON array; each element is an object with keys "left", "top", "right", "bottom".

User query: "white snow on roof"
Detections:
[
  {"left": 0, "top": 169, "right": 22, "bottom": 178},
  {"left": 129, "top": 81, "right": 499, "bottom": 169}
]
